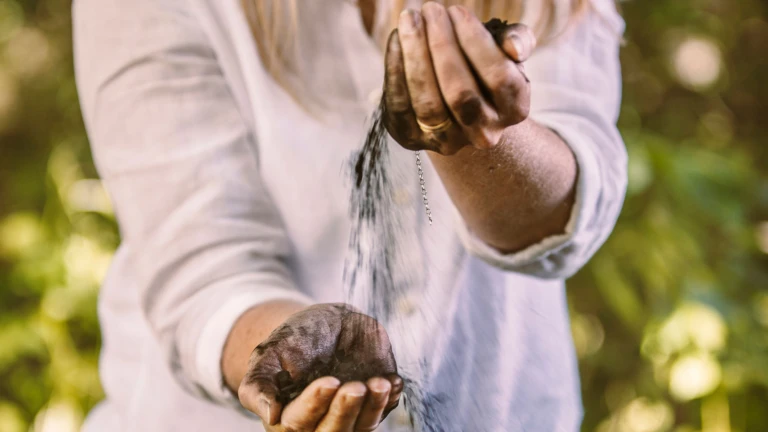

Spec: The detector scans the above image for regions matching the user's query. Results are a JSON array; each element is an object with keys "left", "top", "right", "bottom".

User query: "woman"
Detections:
[{"left": 73, "top": 0, "right": 626, "bottom": 430}]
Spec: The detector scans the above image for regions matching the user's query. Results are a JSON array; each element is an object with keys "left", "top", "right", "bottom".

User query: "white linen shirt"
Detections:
[{"left": 73, "top": 0, "right": 626, "bottom": 430}]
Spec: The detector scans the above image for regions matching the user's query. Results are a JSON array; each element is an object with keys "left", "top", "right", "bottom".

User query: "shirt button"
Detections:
[
  {"left": 397, "top": 295, "right": 417, "bottom": 316},
  {"left": 393, "top": 188, "right": 411, "bottom": 205}
]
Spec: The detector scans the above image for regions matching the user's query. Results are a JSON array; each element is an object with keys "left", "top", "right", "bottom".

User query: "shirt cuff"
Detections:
[
  {"left": 174, "top": 278, "right": 314, "bottom": 413},
  {"left": 453, "top": 114, "right": 602, "bottom": 277},
  {"left": 196, "top": 286, "right": 314, "bottom": 409}
]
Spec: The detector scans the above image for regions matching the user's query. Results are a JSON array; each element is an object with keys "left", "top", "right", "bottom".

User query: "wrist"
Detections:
[{"left": 221, "top": 300, "right": 308, "bottom": 393}]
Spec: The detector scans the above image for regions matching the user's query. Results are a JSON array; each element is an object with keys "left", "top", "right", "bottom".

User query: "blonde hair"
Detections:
[{"left": 240, "top": 0, "right": 589, "bottom": 111}]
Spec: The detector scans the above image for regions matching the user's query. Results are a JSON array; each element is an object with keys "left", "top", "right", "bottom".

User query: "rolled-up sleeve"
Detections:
[
  {"left": 456, "top": 0, "right": 627, "bottom": 279},
  {"left": 73, "top": 0, "right": 312, "bottom": 408}
]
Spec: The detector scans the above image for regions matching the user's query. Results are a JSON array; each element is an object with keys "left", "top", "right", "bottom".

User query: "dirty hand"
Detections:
[
  {"left": 238, "top": 303, "right": 402, "bottom": 431},
  {"left": 383, "top": 2, "right": 536, "bottom": 155}
]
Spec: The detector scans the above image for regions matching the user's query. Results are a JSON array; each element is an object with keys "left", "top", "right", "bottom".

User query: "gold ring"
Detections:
[{"left": 417, "top": 117, "right": 454, "bottom": 134}]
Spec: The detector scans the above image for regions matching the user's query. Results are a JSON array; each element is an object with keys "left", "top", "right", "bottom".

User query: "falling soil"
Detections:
[
  {"left": 276, "top": 18, "right": 515, "bottom": 430},
  {"left": 341, "top": 18, "right": 514, "bottom": 431}
]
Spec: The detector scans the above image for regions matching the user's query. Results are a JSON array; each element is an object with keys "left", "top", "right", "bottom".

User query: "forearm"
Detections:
[
  {"left": 222, "top": 300, "right": 307, "bottom": 393},
  {"left": 429, "top": 118, "right": 577, "bottom": 253}
]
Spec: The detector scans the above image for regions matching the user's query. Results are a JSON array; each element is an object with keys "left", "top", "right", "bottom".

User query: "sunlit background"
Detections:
[{"left": 1, "top": 0, "right": 767, "bottom": 431}]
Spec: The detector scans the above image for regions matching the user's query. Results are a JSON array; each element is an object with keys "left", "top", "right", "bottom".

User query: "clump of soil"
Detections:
[{"left": 484, "top": 18, "right": 512, "bottom": 45}]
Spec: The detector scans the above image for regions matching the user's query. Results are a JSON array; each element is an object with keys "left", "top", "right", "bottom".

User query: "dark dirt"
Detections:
[{"left": 484, "top": 18, "right": 513, "bottom": 45}]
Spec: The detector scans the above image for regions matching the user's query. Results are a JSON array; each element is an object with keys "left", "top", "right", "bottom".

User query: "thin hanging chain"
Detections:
[{"left": 415, "top": 151, "right": 432, "bottom": 225}]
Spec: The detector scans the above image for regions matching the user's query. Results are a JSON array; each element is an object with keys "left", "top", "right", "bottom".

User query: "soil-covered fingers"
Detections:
[
  {"left": 386, "top": 374, "right": 403, "bottom": 408},
  {"left": 316, "top": 381, "right": 368, "bottom": 432},
  {"left": 421, "top": 2, "right": 499, "bottom": 148},
  {"left": 447, "top": 5, "right": 530, "bottom": 125},
  {"left": 398, "top": 10, "right": 449, "bottom": 130},
  {"left": 500, "top": 23, "right": 537, "bottom": 62},
  {"left": 239, "top": 354, "right": 284, "bottom": 425},
  {"left": 383, "top": 29, "right": 421, "bottom": 150},
  {"left": 277, "top": 377, "right": 341, "bottom": 432},
  {"left": 353, "top": 378, "right": 392, "bottom": 431}
]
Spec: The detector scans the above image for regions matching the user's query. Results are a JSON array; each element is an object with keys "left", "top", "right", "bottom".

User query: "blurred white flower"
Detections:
[
  {"left": 0, "top": 212, "right": 44, "bottom": 257},
  {"left": 672, "top": 36, "right": 722, "bottom": 90},
  {"left": 669, "top": 353, "right": 722, "bottom": 401},
  {"left": 620, "top": 397, "right": 674, "bottom": 432},
  {"left": 33, "top": 401, "right": 82, "bottom": 432},
  {"left": 657, "top": 303, "right": 727, "bottom": 354},
  {"left": 64, "top": 234, "right": 113, "bottom": 288}
]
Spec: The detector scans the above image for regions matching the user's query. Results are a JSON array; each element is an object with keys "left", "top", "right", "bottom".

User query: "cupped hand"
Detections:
[
  {"left": 383, "top": 2, "right": 537, "bottom": 155},
  {"left": 238, "top": 303, "right": 402, "bottom": 431},
  {"left": 258, "top": 376, "right": 402, "bottom": 432}
]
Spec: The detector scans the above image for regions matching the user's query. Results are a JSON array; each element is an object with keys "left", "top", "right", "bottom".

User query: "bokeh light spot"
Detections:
[
  {"left": 4, "top": 27, "right": 52, "bottom": 78},
  {"left": 0, "top": 212, "right": 44, "bottom": 257},
  {"left": 669, "top": 353, "right": 722, "bottom": 401},
  {"left": 63, "top": 235, "right": 113, "bottom": 287},
  {"left": 621, "top": 397, "right": 674, "bottom": 432},
  {"left": 672, "top": 36, "right": 722, "bottom": 90},
  {"left": 572, "top": 314, "right": 606, "bottom": 358},
  {"left": 0, "top": 402, "right": 26, "bottom": 432},
  {"left": 657, "top": 303, "right": 727, "bottom": 355},
  {"left": 32, "top": 401, "right": 82, "bottom": 432},
  {"left": 67, "top": 179, "right": 113, "bottom": 215}
]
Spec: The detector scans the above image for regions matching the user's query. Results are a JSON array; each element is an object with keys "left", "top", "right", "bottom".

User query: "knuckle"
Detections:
[
  {"left": 447, "top": 89, "right": 483, "bottom": 126},
  {"left": 384, "top": 93, "right": 411, "bottom": 114},
  {"left": 486, "top": 66, "right": 517, "bottom": 92},
  {"left": 446, "top": 88, "right": 476, "bottom": 110},
  {"left": 428, "top": 36, "right": 453, "bottom": 52},
  {"left": 512, "top": 102, "right": 530, "bottom": 123},
  {"left": 503, "top": 95, "right": 530, "bottom": 125},
  {"left": 413, "top": 97, "right": 445, "bottom": 120}
]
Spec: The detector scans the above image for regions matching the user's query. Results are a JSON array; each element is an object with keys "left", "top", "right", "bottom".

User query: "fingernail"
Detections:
[
  {"left": 509, "top": 34, "right": 524, "bottom": 58},
  {"left": 345, "top": 391, "right": 366, "bottom": 401},
  {"left": 257, "top": 398, "right": 272, "bottom": 423},
  {"left": 320, "top": 385, "right": 340, "bottom": 398},
  {"left": 399, "top": 9, "right": 418, "bottom": 33},
  {"left": 447, "top": 5, "right": 469, "bottom": 20},
  {"left": 422, "top": 2, "right": 440, "bottom": 19}
]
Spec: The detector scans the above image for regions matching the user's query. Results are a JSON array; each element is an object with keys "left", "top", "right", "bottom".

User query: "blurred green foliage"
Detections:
[{"left": 0, "top": 0, "right": 767, "bottom": 431}]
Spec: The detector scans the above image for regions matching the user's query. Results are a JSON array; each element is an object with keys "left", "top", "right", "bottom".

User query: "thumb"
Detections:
[
  {"left": 500, "top": 23, "right": 537, "bottom": 62},
  {"left": 238, "top": 358, "right": 284, "bottom": 425}
]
